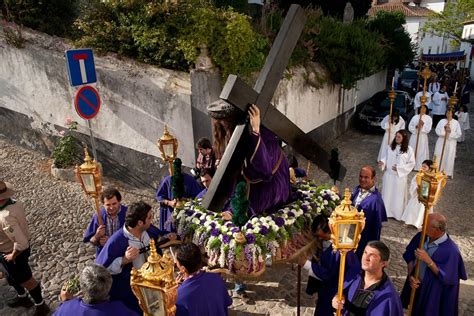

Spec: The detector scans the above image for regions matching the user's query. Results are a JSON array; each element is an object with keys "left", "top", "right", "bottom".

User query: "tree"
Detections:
[
  {"left": 277, "top": 0, "right": 372, "bottom": 19},
  {"left": 422, "top": 0, "right": 474, "bottom": 45}
]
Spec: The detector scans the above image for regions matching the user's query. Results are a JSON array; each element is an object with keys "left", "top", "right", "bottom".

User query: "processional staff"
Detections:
[
  {"left": 388, "top": 78, "right": 396, "bottom": 145},
  {"left": 407, "top": 157, "right": 447, "bottom": 316},
  {"left": 438, "top": 85, "right": 458, "bottom": 169},
  {"left": 415, "top": 66, "right": 432, "bottom": 159},
  {"left": 328, "top": 189, "right": 365, "bottom": 316}
]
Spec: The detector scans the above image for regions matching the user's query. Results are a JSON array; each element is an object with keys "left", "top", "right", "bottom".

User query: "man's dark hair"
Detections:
[
  {"left": 311, "top": 215, "right": 330, "bottom": 234},
  {"left": 287, "top": 154, "right": 298, "bottom": 168},
  {"left": 176, "top": 242, "right": 203, "bottom": 274},
  {"left": 367, "top": 240, "right": 390, "bottom": 262},
  {"left": 196, "top": 138, "right": 212, "bottom": 150},
  {"left": 100, "top": 187, "right": 122, "bottom": 203},
  {"left": 125, "top": 201, "right": 152, "bottom": 228},
  {"left": 200, "top": 167, "right": 215, "bottom": 178}
]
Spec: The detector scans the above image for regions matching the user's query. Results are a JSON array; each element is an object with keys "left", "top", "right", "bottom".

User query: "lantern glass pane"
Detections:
[
  {"left": 139, "top": 287, "right": 165, "bottom": 316},
  {"left": 421, "top": 179, "right": 430, "bottom": 200},
  {"left": 338, "top": 223, "right": 357, "bottom": 246},
  {"left": 162, "top": 142, "right": 174, "bottom": 160},
  {"left": 80, "top": 173, "right": 96, "bottom": 193}
]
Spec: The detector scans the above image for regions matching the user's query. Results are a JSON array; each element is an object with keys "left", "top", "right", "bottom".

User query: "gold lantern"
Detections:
[
  {"left": 329, "top": 188, "right": 366, "bottom": 316},
  {"left": 131, "top": 240, "right": 178, "bottom": 316},
  {"left": 157, "top": 125, "right": 178, "bottom": 176},
  {"left": 75, "top": 147, "right": 103, "bottom": 225},
  {"left": 408, "top": 157, "right": 447, "bottom": 316}
]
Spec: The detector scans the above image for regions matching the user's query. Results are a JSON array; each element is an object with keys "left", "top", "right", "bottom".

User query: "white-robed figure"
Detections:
[
  {"left": 408, "top": 105, "right": 432, "bottom": 171},
  {"left": 434, "top": 110, "right": 462, "bottom": 178},
  {"left": 401, "top": 160, "right": 433, "bottom": 228},
  {"left": 379, "top": 130, "right": 415, "bottom": 220},
  {"left": 455, "top": 105, "right": 470, "bottom": 143},
  {"left": 377, "top": 110, "right": 405, "bottom": 162}
]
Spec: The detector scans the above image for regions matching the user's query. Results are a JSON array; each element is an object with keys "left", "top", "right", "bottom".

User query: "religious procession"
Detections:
[{"left": 0, "top": 1, "right": 473, "bottom": 316}]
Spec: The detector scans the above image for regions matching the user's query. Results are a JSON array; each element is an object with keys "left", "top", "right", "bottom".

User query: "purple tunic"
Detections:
[
  {"left": 95, "top": 226, "right": 167, "bottom": 314},
  {"left": 156, "top": 174, "right": 203, "bottom": 231},
  {"left": 196, "top": 188, "right": 207, "bottom": 199},
  {"left": 176, "top": 271, "right": 232, "bottom": 316},
  {"left": 53, "top": 298, "right": 139, "bottom": 316},
  {"left": 351, "top": 186, "right": 387, "bottom": 259},
  {"left": 83, "top": 205, "right": 127, "bottom": 256},
  {"left": 343, "top": 273, "right": 403, "bottom": 316},
  {"left": 400, "top": 232, "right": 467, "bottom": 316},
  {"left": 310, "top": 245, "right": 360, "bottom": 316},
  {"left": 242, "top": 127, "right": 290, "bottom": 215}
]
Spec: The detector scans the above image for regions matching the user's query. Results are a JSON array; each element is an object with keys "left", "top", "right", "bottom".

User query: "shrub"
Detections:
[{"left": 52, "top": 118, "right": 79, "bottom": 168}]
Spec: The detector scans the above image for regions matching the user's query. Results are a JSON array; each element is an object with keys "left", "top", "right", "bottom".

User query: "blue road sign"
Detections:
[
  {"left": 74, "top": 86, "right": 101, "bottom": 120},
  {"left": 65, "top": 49, "right": 97, "bottom": 87}
]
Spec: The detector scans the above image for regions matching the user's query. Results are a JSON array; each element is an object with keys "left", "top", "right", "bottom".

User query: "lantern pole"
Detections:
[
  {"left": 415, "top": 66, "right": 431, "bottom": 160},
  {"left": 439, "top": 90, "right": 457, "bottom": 169},
  {"left": 335, "top": 250, "right": 347, "bottom": 316},
  {"left": 407, "top": 158, "right": 446, "bottom": 316},
  {"left": 388, "top": 87, "right": 396, "bottom": 145}
]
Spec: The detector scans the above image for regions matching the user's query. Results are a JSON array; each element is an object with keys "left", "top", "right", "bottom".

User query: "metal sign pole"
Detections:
[{"left": 87, "top": 119, "right": 98, "bottom": 162}]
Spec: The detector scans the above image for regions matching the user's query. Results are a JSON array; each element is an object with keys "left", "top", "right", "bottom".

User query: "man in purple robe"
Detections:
[
  {"left": 83, "top": 187, "right": 127, "bottom": 256},
  {"left": 332, "top": 241, "right": 403, "bottom": 316},
  {"left": 96, "top": 201, "right": 172, "bottom": 314},
  {"left": 174, "top": 242, "right": 232, "bottom": 315},
  {"left": 400, "top": 213, "right": 467, "bottom": 316},
  {"left": 156, "top": 163, "right": 203, "bottom": 231},
  {"left": 351, "top": 166, "right": 387, "bottom": 259},
  {"left": 299, "top": 215, "right": 360, "bottom": 316},
  {"left": 54, "top": 264, "right": 138, "bottom": 316},
  {"left": 207, "top": 102, "right": 290, "bottom": 216}
]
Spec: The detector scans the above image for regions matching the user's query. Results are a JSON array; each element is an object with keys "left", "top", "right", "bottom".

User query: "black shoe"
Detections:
[
  {"left": 33, "top": 302, "right": 50, "bottom": 316},
  {"left": 7, "top": 296, "right": 34, "bottom": 308}
]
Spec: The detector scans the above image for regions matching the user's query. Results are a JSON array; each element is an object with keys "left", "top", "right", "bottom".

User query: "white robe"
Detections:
[
  {"left": 377, "top": 116, "right": 406, "bottom": 162},
  {"left": 381, "top": 145, "right": 415, "bottom": 220},
  {"left": 408, "top": 114, "right": 432, "bottom": 170},
  {"left": 401, "top": 176, "right": 432, "bottom": 229},
  {"left": 455, "top": 111, "right": 470, "bottom": 142},
  {"left": 434, "top": 119, "right": 462, "bottom": 177}
]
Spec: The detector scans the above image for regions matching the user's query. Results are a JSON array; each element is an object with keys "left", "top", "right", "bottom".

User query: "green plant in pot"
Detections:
[{"left": 52, "top": 118, "right": 79, "bottom": 168}]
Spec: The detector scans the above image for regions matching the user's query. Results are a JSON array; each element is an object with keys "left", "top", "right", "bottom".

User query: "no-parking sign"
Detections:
[{"left": 74, "top": 86, "right": 101, "bottom": 120}]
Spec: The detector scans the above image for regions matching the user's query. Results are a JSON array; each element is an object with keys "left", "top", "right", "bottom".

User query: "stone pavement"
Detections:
[{"left": 0, "top": 107, "right": 473, "bottom": 315}]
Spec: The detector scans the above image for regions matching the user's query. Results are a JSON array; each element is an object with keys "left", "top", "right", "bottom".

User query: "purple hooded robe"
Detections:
[
  {"left": 400, "top": 232, "right": 467, "bottom": 316},
  {"left": 351, "top": 186, "right": 387, "bottom": 259}
]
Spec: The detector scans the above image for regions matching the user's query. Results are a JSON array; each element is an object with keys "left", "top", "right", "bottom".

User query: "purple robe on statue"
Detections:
[
  {"left": 95, "top": 226, "right": 167, "bottom": 314},
  {"left": 351, "top": 186, "right": 387, "bottom": 259},
  {"left": 83, "top": 205, "right": 127, "bottom": 256},
  {"left": 53, "top": 298, "right": 139, "bottom": 316},
  {"left": 343, "top": 272, "right": 403, "bottom": 316},
  {"left": 242, "top": 127, "right": 290, "bottom": 215},
  {"left": 310, "top": 245, "right": 360, "bottom": 316},
  {"left": 176, "top": 271, "right": 232, "bottom": 316},
  {"left": 400, "top": 232, "right": 467, "bottom": 316},
  {"left": 155, "top": 174, "right": 203, "bottom": 231}
]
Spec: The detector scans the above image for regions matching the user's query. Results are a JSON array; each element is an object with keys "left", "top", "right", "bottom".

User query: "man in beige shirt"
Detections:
[{"left": 0, "top": 181, "right": 49, "bottom": 316}]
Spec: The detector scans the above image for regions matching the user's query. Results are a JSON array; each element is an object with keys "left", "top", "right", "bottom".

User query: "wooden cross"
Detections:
[{"left": 202, "top": 4, "right": 347, "bottom": 211}]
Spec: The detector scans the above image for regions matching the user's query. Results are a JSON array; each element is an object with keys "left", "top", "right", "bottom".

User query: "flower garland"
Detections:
[{"left": 173, "top": 182, "right": 340, "bottom": 274}]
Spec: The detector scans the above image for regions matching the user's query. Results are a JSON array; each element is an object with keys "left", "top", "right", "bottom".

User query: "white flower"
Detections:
[
  {"left": 192, "top": 217, "right": 200, "bottom": 224},
  {"left": 221, "top": 226, "right": 228, "bottom": 233},
  {"left": 323, "top": 200, "right": 328, "bottom": 205},
  {"left": 282, "top": 214, "right": 288, "bottom": 219},
  {"left": 229, "top": 239, "right": 236, "bottom": 247},
  {"left": 253, "top": 228, "right": 260, "bottom": 234},
  {"left": 227, "top": 232, "right": 232, "bottom": 236}
]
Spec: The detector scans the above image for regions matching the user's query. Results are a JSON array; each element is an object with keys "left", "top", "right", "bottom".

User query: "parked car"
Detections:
[
  {"left": 398, "top": 69, "right": 419, "bottom": 96},
  {"left": 355, "top": 90, "right": 414, "bottom": 132}
]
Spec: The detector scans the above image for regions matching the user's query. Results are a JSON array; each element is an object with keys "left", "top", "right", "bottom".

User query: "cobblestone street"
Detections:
[{"left": 0, "top": 108, "right": 473, "bottom": 315}]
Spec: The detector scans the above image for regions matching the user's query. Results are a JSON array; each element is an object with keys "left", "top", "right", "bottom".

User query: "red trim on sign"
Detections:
[{"left": 74, "top": 86, "right": 101, "bottom": 120}]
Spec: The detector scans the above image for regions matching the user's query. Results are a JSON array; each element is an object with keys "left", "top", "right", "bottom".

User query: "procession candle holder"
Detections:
[
  {"left": 157, "top": 125, "right": 178, "bottom": 176},
  {"left": 408, "top": 157, "right": 447, "bottom": 316},
  {"left": 75, "top": 146, "right": 103, "bottom": 226},
  {"left": 439, "top": 97, "right": 457, "bottom": 169},
  {"left": 329, "top": 188, "right": 366, "bottom": 316},
  {"left": 131, "top": 240, "right": 178, "bottom": 316},
  {"left": 414, "top": 66, "right": 432, "bottom": 159},
  {"left": 387, "top": 88, "right": 396, "bottom": 145}
]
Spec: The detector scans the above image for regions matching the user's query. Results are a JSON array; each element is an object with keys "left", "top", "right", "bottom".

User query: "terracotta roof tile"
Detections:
[{"left": 368, "top": 3, "right": 434, "bottom": 17}]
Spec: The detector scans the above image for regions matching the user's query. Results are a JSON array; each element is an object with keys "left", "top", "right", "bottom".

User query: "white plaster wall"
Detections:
[
  {"left": 0, "top": 29, "right": 195, "bottom": 167},
  {"left": 420, "top": 0, "right": 445, "bottom": 13},
  {"left": 273, "top": 67, "right": 387, "bottom": 133},
  {"left": 405, "top": 19, "right": 420, "bottom": 43}
]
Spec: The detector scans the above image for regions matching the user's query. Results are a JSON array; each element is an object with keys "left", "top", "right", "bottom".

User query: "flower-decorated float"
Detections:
[{"left": 172, "top": 182, "right": 340, "bottom": 278}]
